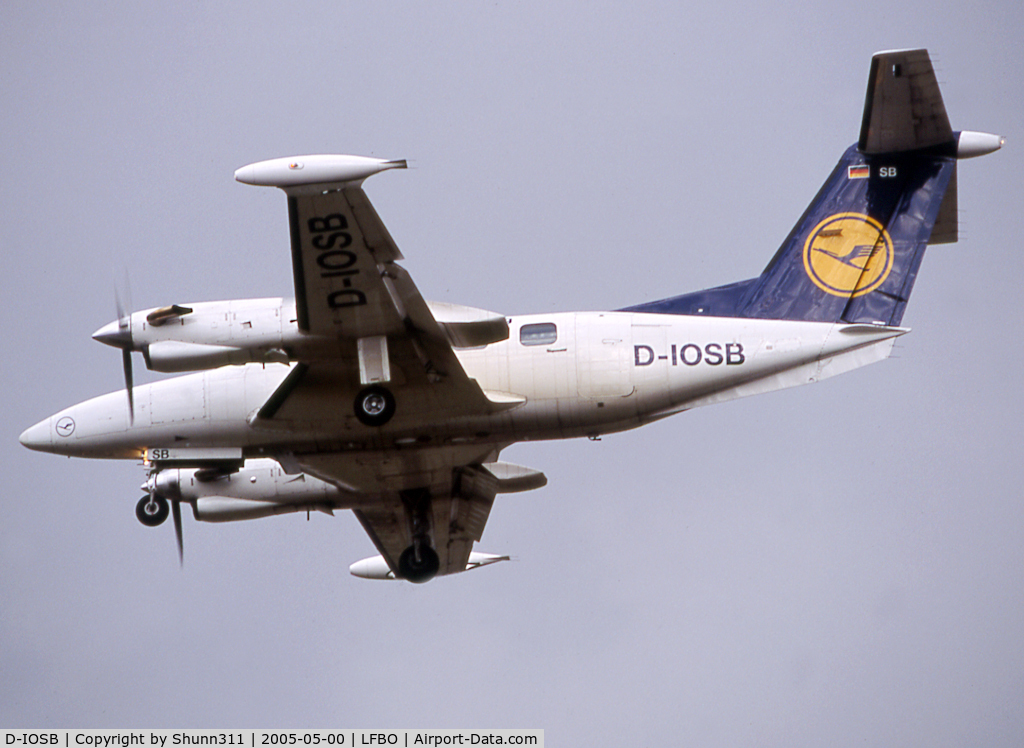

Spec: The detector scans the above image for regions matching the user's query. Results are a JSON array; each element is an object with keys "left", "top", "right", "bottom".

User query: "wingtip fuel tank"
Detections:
[
  {"left": 234, "top": 154, "right": 407, "bottom": 188},
  {"left": 350, "top": 552, "right": 511, "bottom": 580}
]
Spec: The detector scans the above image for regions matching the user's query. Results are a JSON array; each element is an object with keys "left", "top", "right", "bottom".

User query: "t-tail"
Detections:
[{"left": 626, "top": 49, "right": 1003, "bottom": 326}]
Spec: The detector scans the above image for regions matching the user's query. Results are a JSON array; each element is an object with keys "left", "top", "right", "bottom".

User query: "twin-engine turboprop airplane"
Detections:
[{"left": 20, "top": 50, "right": 1002, "bottom": 582}]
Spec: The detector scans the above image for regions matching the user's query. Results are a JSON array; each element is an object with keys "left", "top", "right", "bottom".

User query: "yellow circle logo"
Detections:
[{"left": 802, "top": 213, "right": 893, "bottom": 297}]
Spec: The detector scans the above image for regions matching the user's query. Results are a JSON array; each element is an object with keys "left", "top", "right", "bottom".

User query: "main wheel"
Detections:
[
  {"left": 398, "top": 544, "right": 440, "bottom": 584},
  {"left": 136, "top": 495, "right": 169, "bottom": 527},
  {"left": 354, "top": 385, "right": 396, "bottom": 427}
]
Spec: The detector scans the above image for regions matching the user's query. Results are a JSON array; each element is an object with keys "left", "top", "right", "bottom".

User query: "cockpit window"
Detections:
[{"left": 519, "top": 322, "right": 557, "bottom": 346}]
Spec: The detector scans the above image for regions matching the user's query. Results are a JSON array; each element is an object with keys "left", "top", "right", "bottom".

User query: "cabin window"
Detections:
[{"left": 519, "top": 322, "right": 557, "bottom": 346}]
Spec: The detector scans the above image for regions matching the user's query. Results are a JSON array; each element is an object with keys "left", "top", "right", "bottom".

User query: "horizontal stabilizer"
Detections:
[
  {"left": 859, "top": 49, "right": 953, "bottom": 154},
  {"left": 836, "top": 323, "right": 910, "bottom": 336}
]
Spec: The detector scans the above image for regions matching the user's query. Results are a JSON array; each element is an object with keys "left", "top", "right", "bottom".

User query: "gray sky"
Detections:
[{"left": 3, "top": 1, "right": 1023, "bottom": 743}]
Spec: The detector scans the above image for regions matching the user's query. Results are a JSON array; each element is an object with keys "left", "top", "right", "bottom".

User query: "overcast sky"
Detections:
[{"left": 3, "top": 1, "right": 1023, "bottom": 743}]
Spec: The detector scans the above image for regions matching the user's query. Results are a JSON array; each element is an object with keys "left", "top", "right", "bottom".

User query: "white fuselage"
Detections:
[{"left": 23, "top": 300, "right": 905, "bottom": 462}]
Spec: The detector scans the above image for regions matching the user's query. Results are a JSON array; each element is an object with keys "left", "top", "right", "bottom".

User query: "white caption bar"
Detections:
[{"left": 2, "top": 731, "right": 543, "bottom": 748}]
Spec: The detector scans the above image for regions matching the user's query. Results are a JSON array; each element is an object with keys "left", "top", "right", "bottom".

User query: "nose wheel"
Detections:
[
  {"left": 136, "top": 495, "right": 169, "bottom": 527},
  {"left": 354, "top": 385, "right": 395, "bottom": 427}
]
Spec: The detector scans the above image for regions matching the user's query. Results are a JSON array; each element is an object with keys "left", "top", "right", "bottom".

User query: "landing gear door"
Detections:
[{"left": 575, "top": 313, "right": 633, "bottom": 398}]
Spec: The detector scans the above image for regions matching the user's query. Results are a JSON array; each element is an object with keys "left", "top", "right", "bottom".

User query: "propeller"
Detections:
[
  {"left": 143, "top": 471, "right": 185, "bottom": 566},
  {"left": 121, "top": 347, "right": 134, "bottom": 423},
  {"left": 93, "top": 285, "right": 136, "bottom": 423},
  {"left": 115, "top": 286, "right": 135, "bottom": 424},
  {"left": 171, "top": 498, "right": 184, "bottom": 566}
]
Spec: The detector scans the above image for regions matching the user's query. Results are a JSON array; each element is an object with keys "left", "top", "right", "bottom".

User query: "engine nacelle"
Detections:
[
  {"left": 193, "top": 497, "right": 333, "bottom": 523},
  {"left": 146, "top": 458, "right": 351, "bottom": 522},
  {"left": 145, "top": 341, "right": 289, "bottom": 373},
  {"left": 94, "top": 296, "right": 513, "bottom": 373},
  {"left": 95, "top": 297, "right": 311, "bottom": 373}
]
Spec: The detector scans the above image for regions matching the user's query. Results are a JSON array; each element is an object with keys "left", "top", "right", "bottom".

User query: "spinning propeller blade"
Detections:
[
  {"left": 100, "top": 283, "right": 136, "bottom": 424},
  {"left": 144, "top": 472, "right": 184, "bottom": 566},
  {"left": 171, "top": 499, "right": 184, "bottom": 566},
  {"left": 122, "top": 348, "right": 134, "bottom": 423}
]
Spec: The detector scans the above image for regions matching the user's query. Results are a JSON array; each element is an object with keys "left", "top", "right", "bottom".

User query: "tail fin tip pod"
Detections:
[{"left": 624, "top": 49, "right": 1001, "bottom": 326}]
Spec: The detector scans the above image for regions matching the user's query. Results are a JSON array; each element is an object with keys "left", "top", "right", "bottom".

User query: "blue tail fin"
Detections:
[
  {"left": 625, "top": 49, "right": 984, "bottom": 326},
  {"left": 737, "top": 143, "right": 955, "bottom": 325}
]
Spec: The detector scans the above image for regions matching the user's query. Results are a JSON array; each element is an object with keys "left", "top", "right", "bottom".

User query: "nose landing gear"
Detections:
[
  {"left": 136, "top": 468, "right": 184, "bottom": 564},
  {"left": 135, "top": 495, "right": 169, "bottom": 526}
]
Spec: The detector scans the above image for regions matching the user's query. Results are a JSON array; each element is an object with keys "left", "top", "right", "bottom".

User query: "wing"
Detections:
[
  {"left": 287, "top": 180, "right": 409, "bottom": 339},
  {"left": 293, "top": 446, "right": 546, "bottom": 580},
  {"left": 235, "top": 155, "right": 505, "bottom": 423},
  {"left": 234, "top": 155, "right": 524, "bottom": 580},
  {"left": 353, "top": 462, "right": 503, "bottom": 578},
  {"left": 298, "top": 446, "right": 529, "bottom": 579}
]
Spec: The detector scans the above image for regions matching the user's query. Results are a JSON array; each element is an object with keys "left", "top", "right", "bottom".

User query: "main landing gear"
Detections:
[
  {"left": 398, "top": 487, "right": 440, "bottom": 583},
  {"left": 354, "top": 385, "right": 395, "bottom": 427},
  {"left": 399, "top": 543, "right": 440, "bottom": 584}
]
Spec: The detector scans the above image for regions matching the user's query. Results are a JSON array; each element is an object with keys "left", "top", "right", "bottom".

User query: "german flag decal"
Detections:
[{"left": 848, "top": 164, "right": 870, "bottom": 179}]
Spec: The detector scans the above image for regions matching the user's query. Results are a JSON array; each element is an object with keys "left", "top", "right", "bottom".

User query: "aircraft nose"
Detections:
[{"left": 19, "top": 417, "right": 53, "bottom": 452}]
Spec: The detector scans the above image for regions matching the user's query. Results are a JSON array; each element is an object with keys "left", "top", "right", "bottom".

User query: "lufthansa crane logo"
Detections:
[{"left": 803, "top": 213, "right": 893, "bottom": 297}]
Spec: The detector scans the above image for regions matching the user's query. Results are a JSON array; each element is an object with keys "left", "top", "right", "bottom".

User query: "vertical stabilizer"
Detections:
[
  {"left": 741, "top": 49, "right": 959, "bottom": 326},
  {"left": 625, "top": 49, "right": 1000, "bottom": 326},
  {"left": 739, "top": 142, "right": 955, "bottom": 325}
]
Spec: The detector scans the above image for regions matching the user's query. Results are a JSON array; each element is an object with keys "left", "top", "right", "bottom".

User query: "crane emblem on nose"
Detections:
[{"left": 56, "top": 417, "right": 76, "bottom": 437}]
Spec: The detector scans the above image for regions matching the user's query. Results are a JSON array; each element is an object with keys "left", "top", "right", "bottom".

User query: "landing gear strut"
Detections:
[
  {"left": 398, "top": 487, "right": 439, "bottom": 583},
  {"left": 136, "top": 495, "right": 169, "bottom": 527}
]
